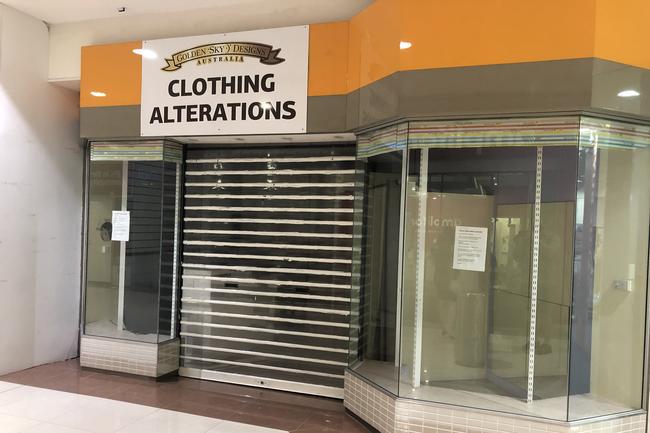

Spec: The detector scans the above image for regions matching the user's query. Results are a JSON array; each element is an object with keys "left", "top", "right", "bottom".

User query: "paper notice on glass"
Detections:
[
  {"left": 452, "top": 226, "right": 488, "bottom": 272},
  {"left": 111, "top": 211, "right": 130, "bottom": 242}
]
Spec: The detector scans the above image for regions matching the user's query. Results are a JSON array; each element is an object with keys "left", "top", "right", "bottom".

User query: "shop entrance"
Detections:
[{"left": 177, "top": 138, "right": 355, "bottom": 398}]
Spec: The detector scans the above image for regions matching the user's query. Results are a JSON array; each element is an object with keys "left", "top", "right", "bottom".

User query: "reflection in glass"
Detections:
[
  {"left": 85, "top": 161, "right": 124, "bottom": 337},
  {"left": 568, "top": 118, "right": 650, "bottom": 420},
  {"left": 84, "top": 142, "right": 182, "bottom": 344},
  {"left": 350, "top": 126, "right": 404, "bottom": 394},
  {"left": 399, "top": 144, "right": 574, "bottom": 419},
  {"left": 349, "top": 117, "right": 650, "bottom": 422}
]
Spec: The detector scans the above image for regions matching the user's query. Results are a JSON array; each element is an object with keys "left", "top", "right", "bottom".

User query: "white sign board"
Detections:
[
  {"left": 111, "top": 211, "right": 130, "bottom": 242},
  {"left": 452, "top": 226, "right": 488, "bottom": 272},
  {"left": 140, "top": 26, "right": 309, "bottom": 136}
]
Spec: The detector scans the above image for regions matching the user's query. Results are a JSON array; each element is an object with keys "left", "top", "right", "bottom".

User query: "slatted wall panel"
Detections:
[
  {"left": 124, "top": 161, "right": 163, "bottom": 335},
  {"left": 179, "top": 143, "right": 355, "bottom": 396},
  {"left": 159, "top": 161, "right": 181, "bottom": 338}
]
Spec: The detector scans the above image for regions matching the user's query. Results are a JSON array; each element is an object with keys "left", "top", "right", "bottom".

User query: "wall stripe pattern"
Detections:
[
  {"left": 580, "top": 117, "right": 650, "bottom": 149},
  {"left": 407, "top": 118, "right": 581, "bottom": 149}
]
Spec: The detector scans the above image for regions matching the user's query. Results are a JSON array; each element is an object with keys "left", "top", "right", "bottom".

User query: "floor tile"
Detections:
[
  {"left": 48, "top": 396, "right": 157, "bottom": 433},
  {"left": 294, "top": 414, "right": 369, "bottom": 433},
  {"left": 0, "top": 381, "right": 22, "bottom": 393},
  {"left": 0, "top": 386, "right": 80, "bottom": 422},
  {"left": 0, "top": 413, "right": 40, "bottom": 433},
  {"left": 0, "top": 386, "right": 51, "bottom": 408},
  {"left": 21, "top": 423, "right": 91, "bottom": 433},
  {"left": 0, "top": 359, "right": 369, "bottom": 433},
  {"left": 158, "top": 400, "right": 247, "bottom": 423},
  {"left": 115, "top": 409, "right": 220, "bottom": 433},
  {"left": 1, "top": 362, "right": 78, "bottom": 388},
  {"left": 206, "top": 420, "right": 286, "bottom": 433},
  {"left": 32, "top": 370, "right": 135, "bottom": 399}
]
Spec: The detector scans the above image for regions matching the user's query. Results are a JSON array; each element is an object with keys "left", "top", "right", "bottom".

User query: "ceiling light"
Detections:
[
  {"left": 617, "top": 89, "right": 640, "bottom": 98},
  {"left": 90, "top": 91, "right": 106, "bottom": 97},
  {"left": 399, "top": 41, "right": 412, "bottom": 50},
  {"left": 132, "top": 48, "right": 158, "bottom": 59}
]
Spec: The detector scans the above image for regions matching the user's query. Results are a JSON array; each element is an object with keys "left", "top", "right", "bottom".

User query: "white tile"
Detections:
[
  {"left": 49, "top": 396, "right": 157, "bottom": 433},
  {"left": 206, "top": 420, "right": 286, "bottom": 433},
  {"left": 0, "top": 386, "right": 53, "bottom": 408},
  {"left": 115, "top": 409, "right": 219, "bottom": 433},
  {"left": 21, "top": 423, "right": 91, "bottom": 433},
  {"left": 0, "top": 381, "right": 22, "bottom": 394},
  {"left": 0, "top": 413, "right": 40, "bottom": 433},
  {"left": 0, "top": 387, "right": 80, "bottom": 422}
]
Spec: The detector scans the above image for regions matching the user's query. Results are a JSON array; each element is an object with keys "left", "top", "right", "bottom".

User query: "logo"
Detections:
[{"left": 162, "top": 41, "right": 285, "bottom": 71}]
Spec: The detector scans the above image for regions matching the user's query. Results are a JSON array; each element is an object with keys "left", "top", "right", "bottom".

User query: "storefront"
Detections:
[
  {"left": 348, "top": 117, "right": 650, "bottom": 430},
  {"left": 78, "top": 1, "right": 650, "bottom": 432}
]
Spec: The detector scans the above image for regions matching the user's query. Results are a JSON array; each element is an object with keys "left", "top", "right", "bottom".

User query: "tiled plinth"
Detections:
[
  {"left": 344, "top": 371, "right": 646, "bottom": 433},
  {"left": 80, "top": 335, "right": 179, "bottom": 377}
]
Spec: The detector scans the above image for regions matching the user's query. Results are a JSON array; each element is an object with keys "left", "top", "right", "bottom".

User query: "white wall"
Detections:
[
  {"left": 0, "top": 5, "right": 83, "bottom": 374},
  {"left": 47, "top": 0, "right": 371, "bottom": 85}
]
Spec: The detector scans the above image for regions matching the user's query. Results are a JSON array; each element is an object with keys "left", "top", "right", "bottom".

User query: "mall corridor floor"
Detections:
[{"left": 0, "top": 360, "right": 370, "bottom": 433}]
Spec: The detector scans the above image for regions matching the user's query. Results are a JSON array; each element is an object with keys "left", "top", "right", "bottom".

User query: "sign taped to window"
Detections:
[
  {"left": 111, "top": 211, "right": 130, "bottom": 242},
  {"left": 452, "top": 226, "right": 488, "bottom": 272}
]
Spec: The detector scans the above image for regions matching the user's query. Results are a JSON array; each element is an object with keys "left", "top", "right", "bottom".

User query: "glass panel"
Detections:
[
  {"left": 85, "top": 160, "right": 124, "bottom": 338},
  {"left": 351, "top": 117, "right": 650, "bottom": 422},
  {"left": 349, "top": 126, "right": 404, "bottom": 394},
  {"left": 122, "top": 161, "right": 164, "bottom": 341},
  {"left": 400, "top": 147, "right": 540, "bottom": 412},
  {"left": 398, "top": 118, "right": 578, "bottom": 420},
  {"left": 84, "top": 142, "right": 183, "bottom": 343},
  {"left": 568, "top": 118, "right": 650, "bottom": 420},
  {"left": 532, "top": 146, "right": 577, "bottom": 416}
]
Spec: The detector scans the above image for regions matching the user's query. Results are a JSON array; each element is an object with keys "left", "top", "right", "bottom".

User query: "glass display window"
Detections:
[
  {"left": 84, "top": 141, "right": 183, "bottom": 344},
  {"left": 350, "top": 116, "right": 650, "bottom": 421}
]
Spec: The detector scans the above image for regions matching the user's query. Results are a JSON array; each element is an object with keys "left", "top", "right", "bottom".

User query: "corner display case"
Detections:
[
  {"left": 347, "top": 116, "right": 650, "bottom": 430},
  {"left": 81, "top": 140, "right": 183, "bottom": 377}
]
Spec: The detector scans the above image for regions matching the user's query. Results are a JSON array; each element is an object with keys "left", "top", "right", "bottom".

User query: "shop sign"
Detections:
[{"left": 140, "top": 26, "right": 308, "bottom": 136}]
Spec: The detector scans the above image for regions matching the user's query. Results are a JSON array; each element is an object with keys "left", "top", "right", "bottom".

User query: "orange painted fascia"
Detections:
[
  {"left": 308, "top": 22, "right": 350, "bottom": 96},
  {"left": 398, "top": 0, "right": 597, "bottom": 75},
  {"left": 347, "top": 0, "right": 400, "bottom": 93},
  {"left": 80, "top": 0, "right": 650, "bottom": 108},
  {"left": 594, "top": 0, "right": 650, "bottom": 70},
  {"left": 80, "top": 41, "right": 142, "bottom": 108}
]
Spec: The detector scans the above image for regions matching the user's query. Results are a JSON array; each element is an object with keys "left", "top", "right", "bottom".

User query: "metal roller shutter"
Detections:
[{"left": 179, "top": 142, "right": 354, "bottom": 398}]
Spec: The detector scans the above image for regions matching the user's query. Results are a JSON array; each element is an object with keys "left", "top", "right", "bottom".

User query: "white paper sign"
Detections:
[
  {"left": 452, "top": 226, "right": 488, "bottom": 272},
  {"left": 111, "top": 211, "right": 130, "bottom": 242},
  {"left": 140, "top": 26, "right": 309, "bottom": 136}
]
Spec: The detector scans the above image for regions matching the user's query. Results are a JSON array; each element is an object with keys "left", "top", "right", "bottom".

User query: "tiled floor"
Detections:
[{"left": 0, "top": 359, "right": 370, "bottom": 433}]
